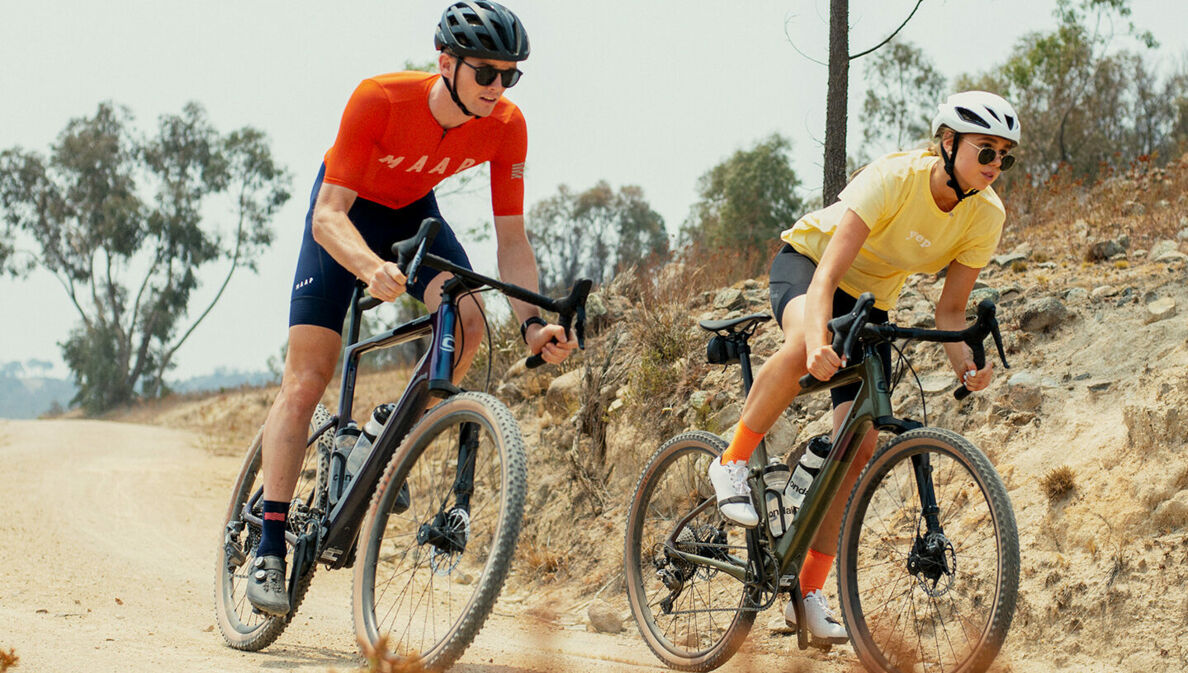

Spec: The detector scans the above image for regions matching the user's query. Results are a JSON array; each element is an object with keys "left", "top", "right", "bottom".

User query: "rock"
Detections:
[
  {"left": 765, "top": 414, "right": 800, "bottom": 455},
  {"left": 969, "top": 287, "right": 1001, "bottom": 308},
  {"left": 1155, "top": 251, "right": 1188, "bottom": 263},
  {"left": 1177, "top": 227, "right": 1188, "bottom": 241},
  {"left": 1145, "top": 297, "right": 1177, "bottom": 324},
  {"left": 1085, "top": 240, "right": 1125, "bottom": 262},
  {"left": 1156, "top": 199, "right": 1171, "bottom": 210},
  {"left": 743, "top": 279, "right": 761, "bottom": 290},
  {"left": 713, "top": 288, "right": 745, "bottom": 311},
  {"left": 1152, "top": 491, "right": 1188, "bottom": 532},
  {"left": 545, "top": 368, "right": 584, "bottom": 416},
  {"left": 1011, "top": 241, "right": 1033, "bottom": 257},
  {"left": 920, "top": 373, "right": 953, "bottom": 394},
  {"left": 1149, "top": 240, "right": 1179, "bottom": 260},
  {"left": 992, "top": 252, "right": 1028, "bottom": 267},
  {"left": 587, "top": 600, "right": 623, "bottom": 634},
  {"left": 1087, "top": 380, "right": 1112, "bottom": 392},
  {"left": 711, "top": 403, "right": 742, "bottom": 432},
  {"left": 496, "top": 382, "right": 524, "bottom": 403},
  {"left": 1018, "top": 297, "right": 1070, "bottom": 333},
  {"left": 688, "top": 390, "right": 711, "bottom": 414},
  {"left": 1064, "top": 287, "right": 1089, "bottom": 303},
  {"left": 1007, "top": 372, "right": 1044, "bottom": 411},
  {"left": 1118, "top": 234, "right": 1131, "bottom": 250},
  {"left": 1091, "top": 285, "right": 1118, "bottom": 299}
]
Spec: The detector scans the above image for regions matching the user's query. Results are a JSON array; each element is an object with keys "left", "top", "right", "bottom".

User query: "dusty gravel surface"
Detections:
[{"left": 0, "top": 419, "right": 853, "bottom": 673}]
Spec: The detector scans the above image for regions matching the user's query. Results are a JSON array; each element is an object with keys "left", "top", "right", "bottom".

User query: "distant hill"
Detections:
[
  {"left": 168, "top": 368, "right": 276, "bottom": 394},
  {"left": 0, "top": 363, "right": 275, "bottom": 418},
  {"left": 0, "top": 375, "right": 76, "bottom": 419}
]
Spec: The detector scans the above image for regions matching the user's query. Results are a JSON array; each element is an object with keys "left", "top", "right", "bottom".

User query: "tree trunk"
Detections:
[{"left": 823, "top": 0, "right": 850, "bottom": 205}]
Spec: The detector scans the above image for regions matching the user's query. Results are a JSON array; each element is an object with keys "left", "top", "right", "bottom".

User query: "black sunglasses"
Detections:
[
  {"left": 963, "top": 140, "right": 1016, "bottom": 171},
  {"left": 459, "top": 59, "right": 522, "bottom": 88}
]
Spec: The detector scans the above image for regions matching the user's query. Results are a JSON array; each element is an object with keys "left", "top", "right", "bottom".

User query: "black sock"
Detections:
[{"left": 257, "top": 500, "right": 289, "bottom": 559}]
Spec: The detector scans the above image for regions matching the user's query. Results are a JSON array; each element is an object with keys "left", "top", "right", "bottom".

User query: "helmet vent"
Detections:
[
  {"left": 955, "top": 107, "right": 991, "bottom": 129},
  {"left": 1005, "top": 115, "right": 1016, "bottom": 130}
]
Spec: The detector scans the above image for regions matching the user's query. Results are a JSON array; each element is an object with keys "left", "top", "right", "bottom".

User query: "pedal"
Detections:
[{"left": 225, "top": 543, "right": 247, "bottom": 569}]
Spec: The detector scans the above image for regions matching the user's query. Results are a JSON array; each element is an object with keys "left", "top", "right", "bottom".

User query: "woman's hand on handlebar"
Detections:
[
  {"left": 527, "top": 323, "right": 578, "bottom": 365},
  {"left": 806, "top": 344, "right": 846, "bottom": 381},
  {"left": 366, "top": 260, "right": 408, "bottom": 302},
  {"left": 958, "top": 359, "right": 994, "bottom": 392}
]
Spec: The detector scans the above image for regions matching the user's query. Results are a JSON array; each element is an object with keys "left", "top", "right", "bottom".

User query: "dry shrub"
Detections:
[
  {"left": 998, "top": 153, "right": 1188, "bottom": 261},
  {"left": 519, "top": 539, "right": 571, "bottom": 582},
  {"left": 1041, "top": 466, "right": 1076, "bottom": 502},
  {"left": 339, "top": 635, "right": 426, "bottom": 673},
  {"left": 0, "top": 649, "right": 17, "bottom": 673}
]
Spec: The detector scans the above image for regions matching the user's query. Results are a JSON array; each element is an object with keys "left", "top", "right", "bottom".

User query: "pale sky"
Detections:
[{"left": 1, "top": 1, "right": 1183, "bottom": 381}]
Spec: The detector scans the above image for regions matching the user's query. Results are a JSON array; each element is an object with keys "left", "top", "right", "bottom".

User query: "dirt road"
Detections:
[{"left": 0, "top": 419, "right": 852, "bottom": 673}]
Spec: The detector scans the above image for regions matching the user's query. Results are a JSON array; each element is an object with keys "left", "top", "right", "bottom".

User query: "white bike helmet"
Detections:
[
  {"left": 931, "top": 91, "right": 1020, "bottom": 143},
  {"left": 931, "top": 91, "right": 1021, "bottom": 202}
]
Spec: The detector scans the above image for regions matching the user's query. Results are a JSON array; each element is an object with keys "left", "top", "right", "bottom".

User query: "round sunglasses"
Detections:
[
  {"left": 963, "top": 140, "right": 1016, "bottom": 171},
  {"left": 458, "top": 59, "right": 522, "bottom": 88}
]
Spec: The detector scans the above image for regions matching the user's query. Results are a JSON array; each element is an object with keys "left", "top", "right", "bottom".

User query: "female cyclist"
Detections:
[{"left": 706, "top": 91, "right": 1022, "bottom": 642}]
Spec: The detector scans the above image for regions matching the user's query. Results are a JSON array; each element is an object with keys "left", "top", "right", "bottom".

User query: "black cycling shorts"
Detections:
[
  {"left": 767, "top": 244, "right": 892, "bottom": 407},
  {"left": 288, "top": 164, "right": 473, "bottom": 332}
]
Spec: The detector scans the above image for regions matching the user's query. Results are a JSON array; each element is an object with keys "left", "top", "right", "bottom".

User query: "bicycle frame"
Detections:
[{"left": 666, "top": 340, "right": 922, "bottom": 586}]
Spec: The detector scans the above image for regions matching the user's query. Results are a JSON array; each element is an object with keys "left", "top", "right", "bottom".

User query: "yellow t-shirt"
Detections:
[{"left": 781, "top": 150, "right": 1004, "bottom": 310}]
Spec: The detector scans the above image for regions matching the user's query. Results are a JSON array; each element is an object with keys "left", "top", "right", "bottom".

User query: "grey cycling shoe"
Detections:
[{"left": 246, "top": 554, "right": 289, "bottom": 616}]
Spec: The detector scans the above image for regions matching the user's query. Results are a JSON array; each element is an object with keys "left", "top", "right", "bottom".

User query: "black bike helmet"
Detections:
[{"left": 434, "top": 1, "right": 530, "bottom": 62}]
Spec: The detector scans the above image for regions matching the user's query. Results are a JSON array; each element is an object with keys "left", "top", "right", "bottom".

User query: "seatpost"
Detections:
[{"left": 736, "top": 336, "right": 756, "bottom": 396}]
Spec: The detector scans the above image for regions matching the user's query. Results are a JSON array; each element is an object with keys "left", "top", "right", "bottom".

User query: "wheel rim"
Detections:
[
  {"left": 359, "top": 411, "right": 511, "bottom": 662},
  {"left": 628, "top": 439, "right": 752, "bottom": 657},
  {"left": 847, "top": 443, "right": 1006, "bottom": 673}
]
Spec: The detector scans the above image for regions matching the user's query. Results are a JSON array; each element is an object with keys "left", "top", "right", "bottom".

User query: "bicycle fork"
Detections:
[
  {"left": 416, "top": 422, "right": 480, "bottom": 563},
  {"left": 908, "top": 453, "right": 956, "bottom": 593}
]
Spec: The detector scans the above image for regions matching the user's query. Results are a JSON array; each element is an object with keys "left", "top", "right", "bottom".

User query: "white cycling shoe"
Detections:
[
  {"left": 707, "top": 456, "right": 759, "bottom": 527},
  {"left": 784, "top": 589, "right": 848, "bottom": 643}
]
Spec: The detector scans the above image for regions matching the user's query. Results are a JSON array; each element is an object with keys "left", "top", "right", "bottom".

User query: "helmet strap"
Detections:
[
  {"left": 940, "top": 132, "right": 978, "bottom": 203},
  {"left": 442, "top": 56, "right": 476, "bottom": 118}
]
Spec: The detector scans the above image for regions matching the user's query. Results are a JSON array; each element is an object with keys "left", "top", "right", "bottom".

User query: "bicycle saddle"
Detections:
[{"left": 698, "top": 313, "right": 771, "bottom": 334}]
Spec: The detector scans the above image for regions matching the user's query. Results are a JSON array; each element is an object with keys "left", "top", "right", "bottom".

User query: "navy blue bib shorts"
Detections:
[{"left": 288, "top": 164, "right": 473, "bottom": 333}]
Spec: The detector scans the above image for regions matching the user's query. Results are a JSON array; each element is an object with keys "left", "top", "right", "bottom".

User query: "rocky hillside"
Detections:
[{"left": 135, "top": 155, "right": 1188, "bottom": 672}]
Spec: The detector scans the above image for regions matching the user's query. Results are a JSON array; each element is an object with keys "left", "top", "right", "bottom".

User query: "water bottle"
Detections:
[
  {"left": 329, "top": 422, "right": 361, "bottom": 505},
  {"left": 784, "top": 434, "right": 831, "bottom": 510},
  {"left": 762, "top": 459, "right": 794, "bottom": 537},
  {"left": 345, "top": 403, "right": 394, "bottom": 483}
]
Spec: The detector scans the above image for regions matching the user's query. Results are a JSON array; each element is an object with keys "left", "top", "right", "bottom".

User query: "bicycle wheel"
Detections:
[
  {"left": 352, "top": 391, "right": 527, "bottom": 670},
  {"left": 624, "top": 431, "right": 757, "bottom": 672},
  {"left": 214, "top": 403, "right": 331, "bottom": 650},
  {"left": 837, "top": 427, "right": 1019, "bottom": 673}
]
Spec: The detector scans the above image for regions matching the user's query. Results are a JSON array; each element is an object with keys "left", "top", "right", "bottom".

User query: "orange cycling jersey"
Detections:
[{"left": 323, "top": 71, "right": 527, "bottom": 216}]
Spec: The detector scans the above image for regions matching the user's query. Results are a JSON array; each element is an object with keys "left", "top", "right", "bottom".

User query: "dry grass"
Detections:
[
  {"left": 331, "top": 635, "right": 426, "bottom": 673},
  {"left": 0, "top": 649, "right": 17, "bottom": 672},
  {"left": 1041, "top": 465, "right": 1077, "bottom": 502}
]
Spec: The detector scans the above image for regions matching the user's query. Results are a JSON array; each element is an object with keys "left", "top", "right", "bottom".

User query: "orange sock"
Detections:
[
  {"left": 799, "top": 548, "right": 835, "bottom": 595},
  {"left": 720, "top": 419, "right": 765, "bottom": 464}
]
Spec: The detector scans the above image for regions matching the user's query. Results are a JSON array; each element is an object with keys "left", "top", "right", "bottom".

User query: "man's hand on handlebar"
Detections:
[
  {"left": 526, "top": 323, "right": 578, "bottom": 365},
  {"left": 959, "top": 360, "right": 994, "bottom": 392},
  {"left": 806, "top": 344, "right": 846, "bottom": 381},
  {"left": 367, "top": 260, "right": 408, "bottom": 302}
]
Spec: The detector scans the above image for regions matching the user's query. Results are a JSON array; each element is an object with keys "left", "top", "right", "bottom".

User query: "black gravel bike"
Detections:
[
  {"left": 624, "top": 292, "right": 1019, "bottom": 673},
  {"left": 214, "top": 218, "right": 590, "bottom": 669}
]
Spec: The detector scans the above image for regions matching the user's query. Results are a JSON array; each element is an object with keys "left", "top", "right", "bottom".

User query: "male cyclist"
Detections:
[{"left": 247, "top": 0, "right": 576, "bottom": 616}]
